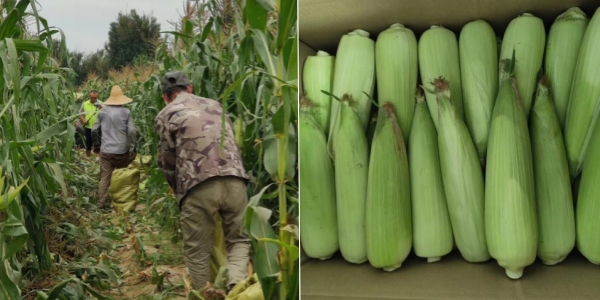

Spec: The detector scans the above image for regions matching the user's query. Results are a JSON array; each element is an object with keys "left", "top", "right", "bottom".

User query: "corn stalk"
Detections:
[{"left": 0, "top": 0, "right": 88, "bottom": 297}]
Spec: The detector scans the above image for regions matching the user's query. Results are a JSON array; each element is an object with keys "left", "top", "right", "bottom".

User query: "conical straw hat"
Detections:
[{"left": 104, "top": 85, "right": 132, "bottom": 105}]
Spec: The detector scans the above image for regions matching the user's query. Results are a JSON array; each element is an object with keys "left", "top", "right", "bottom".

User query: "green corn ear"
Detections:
[
  {"left": 434, "top": 77, "right": 489, "bottom": 263},
  {"left": 576, "top": 115, "right": 600, "bottom": 265},
  {"left": 375, "top": 23, "right": 418, "bottom": 141},
  {"left": 485, "top": 57, "right": 537, "bottom": 279},
  {"left": 303, "top": 51, "right": 335, "bottom": 135},
  {"left": 299, "top": 100, "right": 339, "bottom": 260},
  {"left": 419, "top": 26, "right": 463, "bottom": 129},
  {"left": 329, "top": 29, "right": 375, "bottom": 142},
  {"left": 333, "top": 96, "right": 369, "bottom": 264},
  {"left": 459, "top": 20, "right": 498, "bottom": 163},
  {"left": 530, "top": 77, "right": 575, "bottom": 266},
  {"left": 366, "top": 102, "right": 412, "bottom": 271},
  {"left": 545, "top": 7, "right": 588, "bottom": 128},
  {"left": 563, "top": 8, "right": 600, "bottom": 178},
  {"left": 499, "top": 13, "right": 545, "bottom": 118},
  {"left": 409, "top": 88, "right": 453, "bottom": 263}
]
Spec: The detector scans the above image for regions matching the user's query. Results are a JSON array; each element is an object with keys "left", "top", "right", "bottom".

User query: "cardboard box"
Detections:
[{"left": 299, "top": 1, "right": 600, "bottom": 299}]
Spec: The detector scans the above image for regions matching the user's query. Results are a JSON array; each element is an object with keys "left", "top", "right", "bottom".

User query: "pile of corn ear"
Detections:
[{"left": 300, "top": 6, "right": 600, "bottom": 280}]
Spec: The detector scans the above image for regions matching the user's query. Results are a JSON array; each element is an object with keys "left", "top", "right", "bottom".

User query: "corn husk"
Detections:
[
  {"left": 409, "top": 88, "right": 453, "bottom": 263},
  {"left": 563, "top": 8, "right": 600, "bottom": 178},
  {"left": 375, "top": 23, "right": 418, "bottom": 141},
  {"left": 499, "top": 13, "right": 545, "bottom": 118},
  {"left": 366, "top": 102, "right": 412, "bottom": 271},
  {"left": 485, "top": 57, "right": 537, "bottom": 279},
  {"left": 329, "top": 29, "right": 375, "bottom": 143},
  {"left": 333, "top": 96, "right": 369, "bottom": 264},
  {"left": 435, "top": 78, "right": 488, "bottom": 263},
  {"left": 530, "top": 77, "right": 575, "bottom": 265},
  {"left": 459, "top": 20, "right": 498, "bottom": 162},
  {"left": 419, "top": 26, "right": 463, "bottom": 129},
  {"left": 302, "top": 51, "right": 335, "bottom": 135},
  {"left": 545, "top": 7, "right": 588, "bottom": 128},
  {"left": 299, "top": 101, "right": 339, "bottom": 260},
  {"left": 576, "top": 114, "right": 600, "bottom": 265}
]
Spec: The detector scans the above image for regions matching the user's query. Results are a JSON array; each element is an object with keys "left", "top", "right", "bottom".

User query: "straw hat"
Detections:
[{"left": 104, "top": 85, "right": 132, "bottom": 105}]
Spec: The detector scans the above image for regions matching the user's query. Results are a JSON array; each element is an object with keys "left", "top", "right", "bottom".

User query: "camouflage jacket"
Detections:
[{"left": 154, "top": 92, "right": 249, "bottom": 202}]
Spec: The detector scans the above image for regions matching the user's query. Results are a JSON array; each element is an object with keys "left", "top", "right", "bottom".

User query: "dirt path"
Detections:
[{"left": 106, "top": 204, "right": 189, "bottom": 299}]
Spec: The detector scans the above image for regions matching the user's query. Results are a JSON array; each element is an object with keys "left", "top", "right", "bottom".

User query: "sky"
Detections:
[{"left": 38, "top": 0, "right": 187, "bottom": 53}]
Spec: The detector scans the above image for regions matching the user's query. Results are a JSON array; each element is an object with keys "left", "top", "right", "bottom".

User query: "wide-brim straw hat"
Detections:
[{"left": 104, "top": 85, "right": 132, "bottom": 105}]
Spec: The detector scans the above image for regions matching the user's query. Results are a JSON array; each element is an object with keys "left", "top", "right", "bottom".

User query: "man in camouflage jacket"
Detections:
[{"left": 154, "top": 71, "right": 250, "bottom": 293}]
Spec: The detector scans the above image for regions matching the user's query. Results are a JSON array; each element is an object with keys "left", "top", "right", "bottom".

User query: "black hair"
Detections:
[
  {"left": 164, "top": 86, "right": 187, "bottom": 99},
  {"left": 90, "top": 90, "right": 98, "bottom": 94}
]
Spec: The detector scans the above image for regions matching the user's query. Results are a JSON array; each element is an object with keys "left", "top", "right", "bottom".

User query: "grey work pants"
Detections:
[{"left": 180, "top": 176, "right": 251, "bottom": 290}]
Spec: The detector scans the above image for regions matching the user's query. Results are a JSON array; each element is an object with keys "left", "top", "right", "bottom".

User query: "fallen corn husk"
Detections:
[{"left": 225, "top": 273, "right": 264, "bottom": 300}]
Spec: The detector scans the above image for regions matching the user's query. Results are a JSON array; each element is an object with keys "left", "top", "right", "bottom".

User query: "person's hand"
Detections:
[{"left": 131, "top": 151, "right": 137, "bottom": 161}]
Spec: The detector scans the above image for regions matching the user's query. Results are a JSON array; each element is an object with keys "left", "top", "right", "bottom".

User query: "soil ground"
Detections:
[{"left": 106, "top": 203, "right": 188, "bottom": 299}]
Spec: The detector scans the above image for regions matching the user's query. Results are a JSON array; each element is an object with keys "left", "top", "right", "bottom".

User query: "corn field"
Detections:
[{"left": 0, "top": 0, "right": 298, "bottom": 299}]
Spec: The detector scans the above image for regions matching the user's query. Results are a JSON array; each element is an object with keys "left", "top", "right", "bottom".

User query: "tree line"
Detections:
[{"left": 52, "top": 9, "right": 161, "bottom": 86}]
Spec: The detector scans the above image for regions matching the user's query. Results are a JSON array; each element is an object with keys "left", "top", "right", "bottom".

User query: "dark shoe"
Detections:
[
  {"left": 97, "top": 202, "right": 110, "bottom": 211},
  {"left": 226, "top": 283, "right": 235, "bottom": 295}
]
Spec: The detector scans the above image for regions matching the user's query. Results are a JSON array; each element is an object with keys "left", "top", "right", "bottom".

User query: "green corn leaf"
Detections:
[
  {"left": 254, "top": 0, "right": 276, "bottom": 11},
  {"left": 244, "top": 205, "right": 280, "bottom": 300},
  {"left": 251, "top": 29, "right": 277, "bottom": 77},
  {"left": 0, "top": 259, "right": 20, "bottom": 300},
  {"left": 43, "top": 161, "right": 67, "bottom": 198},
  {"left": 277, "top": 0, "right": 297, "bottom": 50},
  {"left": 2, "top": 220, "right": 29, "bottom": 259},
  {"left": 0, "top": 0, "right": 29, "bottom": 39},
  {"left": 258, "top": 238, "right": 299, "bottom": 260},
  {"left": 246, "top": 0, "right": 268, "bottom": 31},
  {"left": 12, "top": 39, "right": 46, "bottom": 52}
]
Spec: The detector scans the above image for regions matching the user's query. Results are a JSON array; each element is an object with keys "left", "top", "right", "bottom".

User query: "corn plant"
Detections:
[{"left": 0, "top": 0, "right": 103, "bottom": 298}]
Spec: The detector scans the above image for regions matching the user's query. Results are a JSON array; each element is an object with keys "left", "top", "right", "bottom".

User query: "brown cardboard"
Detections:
[
  {"left": 301, "top": 251, "right": 600, "bottom": 300},
  {"left": 299, "top": 0, "right": 599, "bottom": 52},
  {"left": 299, "top": 1, "right": 600, "bottom": 299}
]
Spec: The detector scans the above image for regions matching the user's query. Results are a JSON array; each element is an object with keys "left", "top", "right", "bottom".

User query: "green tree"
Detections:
[{"left": 105, "top": 9, "right": 160, "bottom": 69}]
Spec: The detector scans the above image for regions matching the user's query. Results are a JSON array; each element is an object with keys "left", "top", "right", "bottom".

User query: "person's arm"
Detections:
[
  {"left": 155, "top": 115, "right": 177, "bottom": 192},
  {"left": 126, "top": 111, "right": 137, "bottom": 152},
  {"left": 79, "top": 103, "right": 86, "bottom": 124},
  {"left": 91, "top": 112, "right": 102, "bottom": 152}
]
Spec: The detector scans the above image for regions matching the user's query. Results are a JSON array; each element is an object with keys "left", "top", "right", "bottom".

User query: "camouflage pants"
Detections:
[
  {"left": 180, "top": 176, "right": 251, "bottom": 290},
  {"left": 98, "top": 152, "right": 132, "bottom": 207}
]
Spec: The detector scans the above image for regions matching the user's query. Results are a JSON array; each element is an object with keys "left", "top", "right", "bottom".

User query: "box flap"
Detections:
[{"left": 299, "top": 0, "right": 598, "bottom": 52}]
